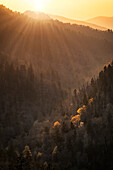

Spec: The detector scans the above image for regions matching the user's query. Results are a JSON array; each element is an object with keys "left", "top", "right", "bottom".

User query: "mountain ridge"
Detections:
[
  {"left": 24, "top": 10, "right": 51, "bottom": 20},
  {"left": 87, "top": 16, "right": 113, "bottom": 30},
  {"left": 49, "top": 14, "right": 107, "bottom": 30},
  {"left": 23, "top": 10, "right": 107, "bottom": 30}
]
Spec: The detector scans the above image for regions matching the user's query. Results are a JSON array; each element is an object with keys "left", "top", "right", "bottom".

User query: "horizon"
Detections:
[{"left": 1, "top": 0, "right": 113, "bottom": 20}]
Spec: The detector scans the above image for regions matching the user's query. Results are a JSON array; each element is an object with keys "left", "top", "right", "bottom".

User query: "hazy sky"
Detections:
[{"left": 1, "top": 0, "right": 113, "bottom": 20}]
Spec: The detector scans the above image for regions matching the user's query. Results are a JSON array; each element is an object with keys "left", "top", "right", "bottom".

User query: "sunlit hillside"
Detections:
[
  {"left": 24, "top": 10, "right": 51, "bottom": 20},
  {"left": 0, "top": 5, "right": 113, "bottom": 90}
]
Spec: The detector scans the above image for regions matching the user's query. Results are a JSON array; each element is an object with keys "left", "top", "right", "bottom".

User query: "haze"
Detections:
[{"left": 1, "top": 0, "right": 113, "bottom": 20}]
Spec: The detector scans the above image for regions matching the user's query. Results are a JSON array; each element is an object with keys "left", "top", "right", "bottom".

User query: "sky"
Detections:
[{"left": 0, "top": 0, "right": 113, "bottom": 20}]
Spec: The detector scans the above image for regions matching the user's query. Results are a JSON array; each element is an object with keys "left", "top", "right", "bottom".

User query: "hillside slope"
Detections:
[
  {"left": 0, "top": 5, "right": 113, "bottom": 90},
  {"left": 1, "top": 58, "right": 113, "bottom": 170},
  {"left": 0, "top": 5, "right": 113, "bottom": 170}
]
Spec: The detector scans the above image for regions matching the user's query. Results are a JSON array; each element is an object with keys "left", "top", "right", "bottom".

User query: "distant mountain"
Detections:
[
  {"left": 24, "top": 10, "right": 51, "bottom": 20},
  {"left": 49, "top": 14, "right": 107, "bottom": 31},
  {"left": 87, "top": 16, "right": 113, "bottom": 30},
  {"left": 24, "top": 10, "right": 107, "bottom": 30}
]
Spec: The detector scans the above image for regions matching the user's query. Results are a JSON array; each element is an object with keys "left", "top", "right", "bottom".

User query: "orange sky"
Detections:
[{"left": 0, "top": 0, "right": 113, "bottom": 20}]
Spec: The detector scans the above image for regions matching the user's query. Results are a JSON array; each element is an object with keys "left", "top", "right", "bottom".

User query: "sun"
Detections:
[{"left": 34, "top": 0, "right": 49, "bottom": 11}]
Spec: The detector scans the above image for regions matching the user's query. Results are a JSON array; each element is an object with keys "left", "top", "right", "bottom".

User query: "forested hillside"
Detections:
[
  {"left": 0, "top": 57, "right": 113, "bottom": 169},
  {"left": 0, "top": 5, "right": 113, "bottom": 170},
  {"left": 0, "top": 5, "right": 113, "bottom": 89},
  {"left": 0, "top": 52, "right": 65, "bottom": 149}
]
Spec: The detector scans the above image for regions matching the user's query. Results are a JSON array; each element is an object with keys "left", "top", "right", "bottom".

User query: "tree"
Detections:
[{"left": 22, "top": 146, "right": 33, "bottom": 170}]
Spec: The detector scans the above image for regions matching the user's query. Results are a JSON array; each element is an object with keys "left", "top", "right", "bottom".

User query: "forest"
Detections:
[
  {"left": 0, "top": 53, "right": 113, "bottom": 170},
  {"left": 0, "top": 5, "right": 113, "bottom": 170}
]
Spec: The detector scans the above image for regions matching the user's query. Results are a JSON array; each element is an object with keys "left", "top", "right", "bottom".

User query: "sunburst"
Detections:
[{"left": 34, "top": 0, "right": 49, "bottom": 11}]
